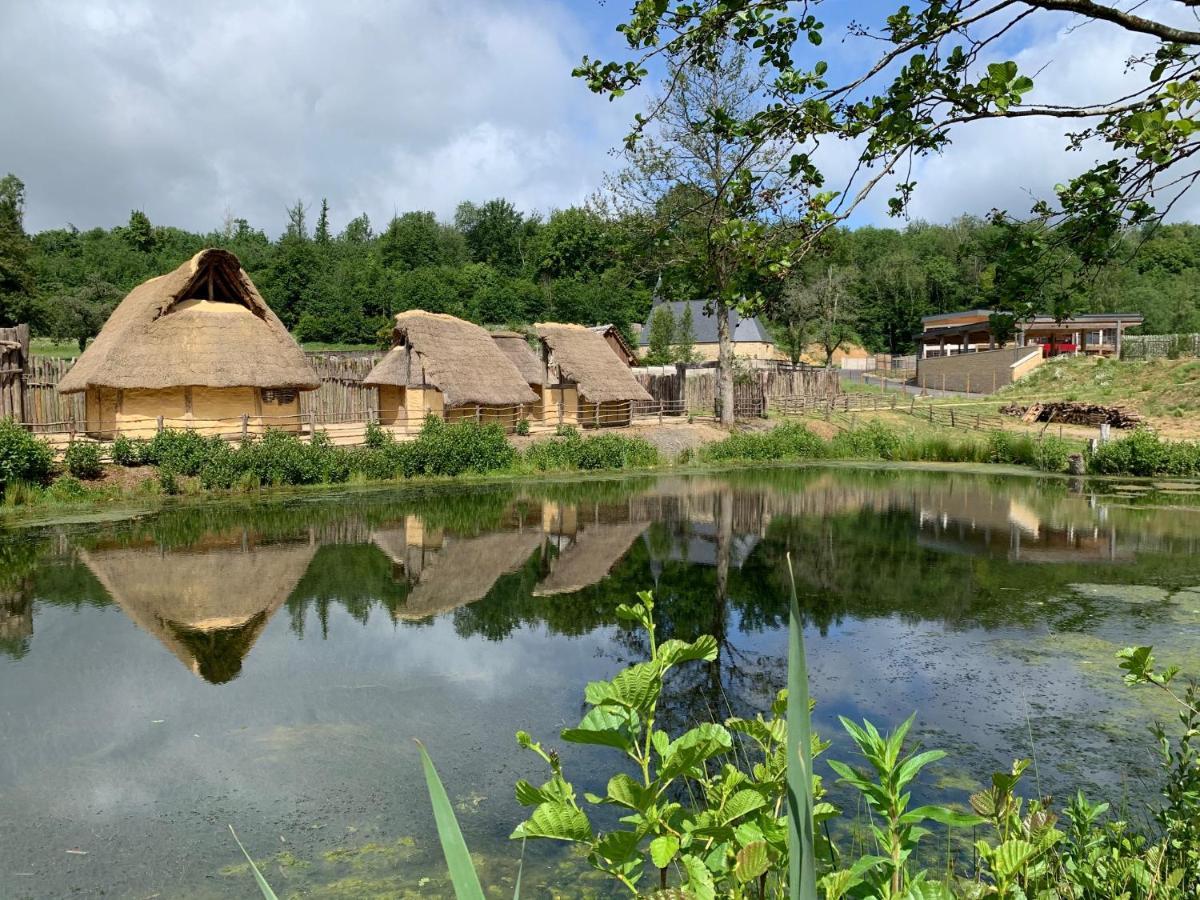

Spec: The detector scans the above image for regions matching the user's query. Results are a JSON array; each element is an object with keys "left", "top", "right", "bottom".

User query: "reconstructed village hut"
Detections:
[
  {"left": 490, "top": 330, "right": 546, "bottom": 422},
  {"left": 80, "top": 539, "right": 317, "bottom": 683},
  {"left": 364, "top": 311, "right": 537, "bottom": 432},
  {"left": 57, "top": 249, "right": 319, "bottom": 439},
  {"left": 535, "top": 323, "right": 652, "bottom": 427}
]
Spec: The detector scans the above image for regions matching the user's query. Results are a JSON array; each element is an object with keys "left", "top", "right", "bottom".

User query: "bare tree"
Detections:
[{"left": 606, "top": 44, "right": 796, "bottom": 424}]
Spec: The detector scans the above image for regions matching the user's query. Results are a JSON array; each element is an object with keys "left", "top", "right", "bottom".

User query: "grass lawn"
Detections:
[
  {"left": 300, "top": 342, "right": 382, "bottom": 353},
  {"left": 29, "top": 337, "right": 84, "bottom": 359}
]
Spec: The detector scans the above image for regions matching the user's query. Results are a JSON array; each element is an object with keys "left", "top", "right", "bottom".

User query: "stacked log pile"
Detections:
[{"left": 1000, "top": 401, "right": 1143, "bottom": 428}]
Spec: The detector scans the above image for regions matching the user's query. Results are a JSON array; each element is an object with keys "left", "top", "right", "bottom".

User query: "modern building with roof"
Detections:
[
  {"left": 364, "top": 311, "right": 537, "bottom": 432},
  {"left": 58, "top": 249, "right": 320, "bottom": 438},
  {"left": 918, "top": 309, "right": 1145, "bottom": 359},
  {"left": 637, "top": 300, "right": 778, "bottom": 361}
]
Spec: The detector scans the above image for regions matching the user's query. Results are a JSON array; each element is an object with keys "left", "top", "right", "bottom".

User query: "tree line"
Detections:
[{"left": 1, "top": 172, "right": 1199, "bottom": 357}]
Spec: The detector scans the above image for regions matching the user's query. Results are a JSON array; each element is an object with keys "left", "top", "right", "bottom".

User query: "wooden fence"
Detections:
[
  {"left": 1122, "top": 334, "right": 1200, "bottom": 360},
  {"left": 300, "top": 352, "right": 384, "bottom": 425},
  {"left": 0, "top": 325, "right": 29, "bottom": 422},
  {"left": 634, "top": 365, "right": 841, "bottom": 418}
]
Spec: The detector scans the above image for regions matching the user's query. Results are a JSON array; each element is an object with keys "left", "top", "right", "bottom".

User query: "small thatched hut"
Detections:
[
  {"left": 80, "top": 539, "right": 317, "bottom": 683},
  {"left": 535, "top": 323, "right": 652, "bottom": 427},
  {"left": 58, "top": 249, "right": 319, "bottom": 439},
  {"left": 490, "top": 330, "right": 547, "bottom": 423},
  {"left": 364, "top": 311, "right": 537, "bottom": 432}
]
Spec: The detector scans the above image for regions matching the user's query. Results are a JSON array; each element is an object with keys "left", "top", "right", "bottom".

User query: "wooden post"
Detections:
[
  {"left": 966, "top": 373, "right": 971, "bottom": 394},
  {"left": 476, "top": 406, "right": 481, "bottom": 424},
  {"left": 156, "top": 415, "right": 164, "bottom": 434},
  {"left": 993, "top": 371, "right": 997, "bottom": 393},
  {"left": 928, "top": 405, "right": 934, "bottom": 423},
  {"left": 241, "top": 414, "right": 249, "bottom": 440},
  {"left": 594, "top": 402, "right": 600, "bottom": 429},
  {"left": 658, "top": 401, "right": 663, "bottom": 426},
  {"left": 558, "top": 391, "right": 564, "bottom": 427},
  {"left": 950, "top": 408, "right": 956, "bottom": 428}
]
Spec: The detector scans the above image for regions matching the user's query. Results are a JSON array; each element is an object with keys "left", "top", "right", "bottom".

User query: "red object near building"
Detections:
[{"left": 1041, "top": 341, "right": 1077, "bottom": 357}]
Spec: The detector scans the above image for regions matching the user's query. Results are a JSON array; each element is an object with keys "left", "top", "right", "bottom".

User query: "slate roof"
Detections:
[{"left": 638, "top": 300, "right": 772, "bottom": 346}]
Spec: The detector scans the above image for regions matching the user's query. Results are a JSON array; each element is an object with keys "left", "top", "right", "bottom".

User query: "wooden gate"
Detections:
[{"left": 0, "top": 324, "right": 29, "bottom": 423}]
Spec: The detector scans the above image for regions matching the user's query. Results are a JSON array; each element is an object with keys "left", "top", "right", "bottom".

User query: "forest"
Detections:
[{"left": 2, "top": 172, "right": 1200, "bottom": 357}]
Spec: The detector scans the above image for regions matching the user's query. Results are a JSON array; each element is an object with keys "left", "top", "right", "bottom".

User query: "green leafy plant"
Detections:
[
  {"left": 110, "top": 434, "right": 149, "bottom": 467},
  {"left": 515, "top": 418, "right": 531, "bottom": 437},
  {"left": 0, "top": 418, "right": 53, "bottom": 495},
  {"left": 510, "top": 589, "right": 828, "bottom": 897},
  {"left": 64, "top": 441, "right": 103, "bottom": 480}
]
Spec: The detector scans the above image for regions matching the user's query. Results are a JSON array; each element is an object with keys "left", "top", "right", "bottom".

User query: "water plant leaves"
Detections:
[
  {"left": 585, "top": 661, "right": 661, "bottom": 712},
  {"left": 649, "top": 834, "right": 680, "bottom": 868},
  {"left": 681, "top": 853, "right": 716, "bottom": 900},
  {"left": 228, "top": 826, "right": 279, "bottom": 900},
  {"left": 511, "top": 801, "right": 593, "bottom": 843},
  {"left": 561, "top": 706, "right": 638, "bottom": 751},
  {"left": 734, "top": 840, "right": 769, "bottom": 883},
  {"left": 416, "top": 741, "right": 485, "bottom": 900}
]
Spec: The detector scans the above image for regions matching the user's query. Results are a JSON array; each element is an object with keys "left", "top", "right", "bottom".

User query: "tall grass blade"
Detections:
[
  {"left": 513, "top": 837, "right": 525, "bottom": 900},
  {"left": 416, "top": 740, "right": 486, "bottom": 900},
  {"left": 228, "top": 825, "right": 279, "bottom": 900},
  {"left": 786, "top": 554, "right": 818, "bottom": 900}
]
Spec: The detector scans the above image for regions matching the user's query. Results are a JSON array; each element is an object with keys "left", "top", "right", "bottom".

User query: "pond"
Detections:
[{"left": 1, "top": 466, "right": 1199, "bottom": 898}]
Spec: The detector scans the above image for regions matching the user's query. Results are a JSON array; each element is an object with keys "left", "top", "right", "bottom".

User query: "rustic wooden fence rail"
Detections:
[
  {"left": 635, "top": 365, "right": 841, "bottom": 419},
  {"left": 0, "top": 325, "right": 29, "bottom": 422}
]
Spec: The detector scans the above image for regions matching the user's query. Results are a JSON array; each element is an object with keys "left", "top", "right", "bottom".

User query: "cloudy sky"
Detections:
[{"left": 1, "top": 0, "right": 1193, "bottom": 236}]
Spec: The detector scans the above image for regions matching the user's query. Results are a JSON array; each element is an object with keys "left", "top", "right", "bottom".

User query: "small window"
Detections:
[{"left": 261, "top": 389, "right": 298, "bottom": 405}]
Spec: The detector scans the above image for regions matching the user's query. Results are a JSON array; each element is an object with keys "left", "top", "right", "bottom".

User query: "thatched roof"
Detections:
[
  {"left": 58, "top": 249, "right": 319, "bottom": 394},
  {"left": 535, "top": 323, "right": 652, "bottom": 403},
  {"left": 364, "top": 311, "right": 538, "bottom": 407},
  {"left": 533, "top": 522, "right": 648, "bottom": 596},
  {"left": 491, "top": 331, "right": 545, "bottom": 386},
  {"left": 384, "top": 529, "right": 544, "bottom": 620},
  {"left": 588, "top": 324, "right": 638, "bottom": 366},
  {"left": 80, "top": 541, "right": 316, "bottom": 683}
]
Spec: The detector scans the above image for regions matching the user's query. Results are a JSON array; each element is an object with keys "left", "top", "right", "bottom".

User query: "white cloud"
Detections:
[{"left": 0, "top": 0, "right": 630, "bottom": 235}]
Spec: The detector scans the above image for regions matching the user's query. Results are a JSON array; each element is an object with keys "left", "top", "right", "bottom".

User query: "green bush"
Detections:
[
  {"left": 110, "top": 435, "right": 149, "bottom": 467},
  {"left": 701, "top": 421, "right": 827, "bottom": 462},
  {"left": 64, "top": 442, "right": 104, "bottom": 480},
  {"left": 829, "top": 421, "right": 902, "bottom": 459},
  {"left": 985, "top": 430, "right": 1037, "bottom": 466},
  {"left": 524, "top": 430, "right": 660, "bottom": 471},
  {"left": 408, "top": 418, "right": 516, "bottom": 477},
  {"left": 0, "top": 419, "right": 54, "bottom": 496},
  {"left": 1088, "top": 429, "right": 1173, "bottom": 476},
  {"left": 515, "top": 418, "right": 531, "bottom": 437},
  {"left": 143, "top": 429, "right": 222, "bottom": 476},
  {"left": 1032, "top": 435, "right": 1072, "bottom": 473},
  {"left": 46, "top": 476, "right": 92, "bottom": 502}
]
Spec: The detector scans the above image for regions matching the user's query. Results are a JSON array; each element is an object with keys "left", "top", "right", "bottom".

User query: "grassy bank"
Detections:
[{"left": 3, "top": 416, "right": 1199, "bottom": 520}]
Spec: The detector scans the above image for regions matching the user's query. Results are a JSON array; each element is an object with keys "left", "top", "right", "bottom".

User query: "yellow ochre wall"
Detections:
[
  {"left": 542, "top": 384, "right": 579, "bottom": 426},
  {"left": 84, "top": 387, "right": 302, "bottom": 438}
]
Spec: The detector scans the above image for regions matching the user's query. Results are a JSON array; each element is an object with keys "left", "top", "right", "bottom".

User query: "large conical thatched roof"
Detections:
[
  {"left": 491, "top": 331, "right": 545, "bottom": 386},
  {"left": 535, "top": 323, "right": 652, "bottom": 403},
  {"left": 364, "top": 311, "right": 538, "bottom": 408},
  {"left": 58, "top": 249, "right": 319, "bottom": 394},
  {"left": 80, "top": 540, "right": 317, "bottom": 683},
  {"left": 385, "top": 529, "right": 543, "bottom": 620},
  {"left": 533, "top": 522, "right": 648, "bottom": 596}
]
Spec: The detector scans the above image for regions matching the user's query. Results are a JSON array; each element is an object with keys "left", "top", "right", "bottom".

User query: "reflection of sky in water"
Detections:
[{"left": 1, "top": 468, "right": 1199, "bottom": 897}]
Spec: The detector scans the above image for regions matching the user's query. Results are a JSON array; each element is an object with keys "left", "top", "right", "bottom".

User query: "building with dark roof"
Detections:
[{"left": 638, "top": 300, "right": 778, "bottom": 362}]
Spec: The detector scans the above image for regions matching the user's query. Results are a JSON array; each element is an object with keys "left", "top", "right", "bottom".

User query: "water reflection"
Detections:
[
  {"left": 79, "top": 537, "right": 317, "bottom": 682},
  {"left": 3, "top": 468, "right": 1200, "bottom": 898}
]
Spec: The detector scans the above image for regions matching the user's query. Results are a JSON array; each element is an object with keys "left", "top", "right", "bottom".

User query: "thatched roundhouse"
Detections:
[
  {"left": 58, "top": 249, "right": 319, "bottom": 438},
  {"left": 80, "top": 539, "right": 317, "bottom": 683},
  {"left": 535, "top": 323, "right": 652, "bottom": 427},
  {"left": 490, "top": 330, "right": 546, "bottom": 422},
  {"left": 364, "top": 311, "right": 537, "bottom": 432}
]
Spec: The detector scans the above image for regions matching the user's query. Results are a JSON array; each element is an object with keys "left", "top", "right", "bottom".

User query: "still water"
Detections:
[{"left": 1, "top": 466, "right": 1198, "bottom": 898}]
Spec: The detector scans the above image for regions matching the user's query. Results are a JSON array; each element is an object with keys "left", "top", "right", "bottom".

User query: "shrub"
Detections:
[
  {"left": 1088, "top": 429, "right": 1172, "bottom": 476},
  {"left": 110, "top": 435, "right": 149, "bottom": 467},
  {"left": 46, "top": 476, "right": 92, "bottom": 502},
  {"left": 515, "top": 418, "right": 531, "bottom": 437},
  {"left": 64, "top": 442, "right": 104, "bottom": 480},
  {"left": 363, "top": 422, "right": 391, "bottom": 450},
  {"left": 986, "top": 430, "right": 1037, "bottom": 466},
  {"left": 700, "top": 421, "right": 826, "bottom": 462},
  {"left": 525, "top": 430, "right": 660, "bottom": 471},
  {"left": 409, "top": 418, "right": 516, "bottom": 477},
  {"left": 0, "top": 418, "right": 54, "bottom": 495},
  {"left": 1032, "top": 435, "right": 1072, "bottom": 473},
  {"left": 158, "top": 468, "right": 180, "bottom": 495},
  {"left": 143, "top": 429, "right": 221, "bottom": 476},
  {"left": 829, "top": 421, "right": 902, "bottom": 459}
]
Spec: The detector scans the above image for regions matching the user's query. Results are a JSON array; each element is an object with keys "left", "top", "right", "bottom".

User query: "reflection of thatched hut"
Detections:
[
  {"left": 373, "top": 526, "right": 543, "bottom": 620},
  {"left": 80, "top": 541, "right": 317, "bottom": 683},
  {"left": 491, "top": 331, "right": 546, "bottom": 422},
  {"left": 58, "top": 249, "right": 319, "bottom": 439},
  {"left": 534, "top": 522, "right": 647, "bottom": 596},
  {"left": 364, "top": 312, "right": 537, "bottom": 433},
  {"left": 535, "top": 324, "right": 652, "bottom": 427}
]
